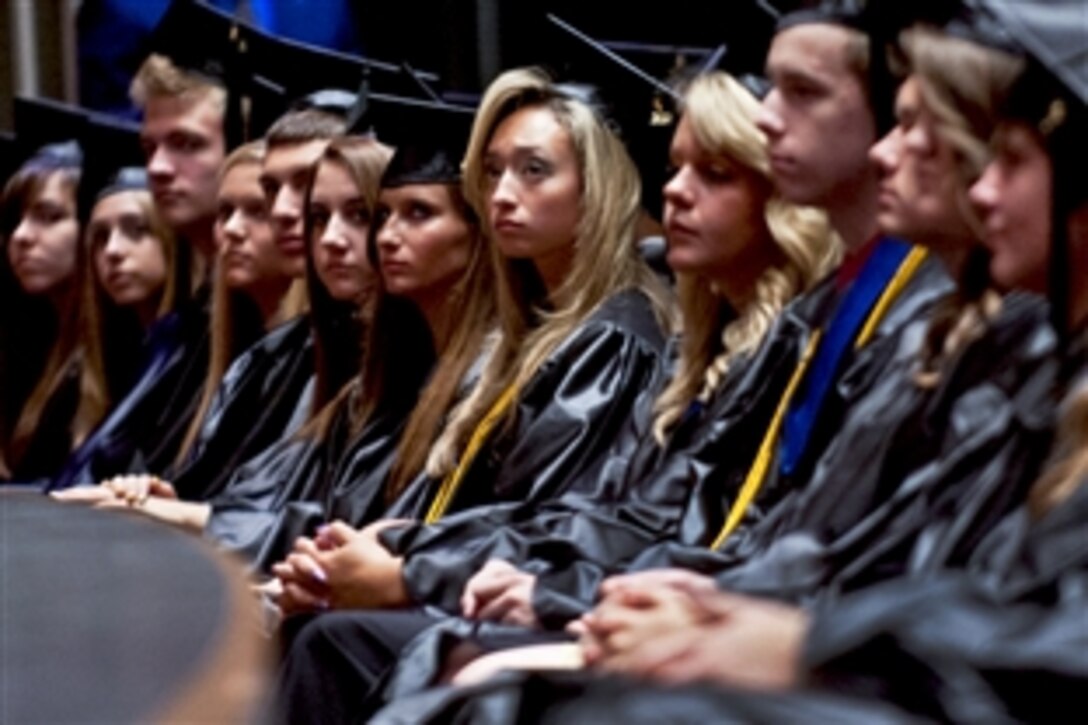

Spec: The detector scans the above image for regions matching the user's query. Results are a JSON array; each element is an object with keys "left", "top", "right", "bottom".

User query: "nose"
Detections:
[
  {"left": 869, "top": 127, "right": 902, "bottom": 178},
  {"left": 319, "top": 213, "right": 350, "bottom": 251},
  {"left": 968, "top": 160, "right": 999, "bottom": 217},
  {"left": 271, "top": 185, "right": 302, "bottom": 232},
  {"left": 489, "top": 169, "right": 517, "bottom": 211},
  {"left": 102, "top": 227, "right": 127, "bottom": 261},
  {"left": 221, "top": 208, "right": 247, "bottom": 245},
  {"left": 375, "top": 215, "right": 400, "bottom": 253},
  {"left": 10, "top": 216, "right": 36, "bottom": 248},
  {"left": 755, "top": 89, "right": 784, "bottom": 139},
  {"left": 146, "top": 145, "right": 175, "bottom": 180},
  {"left": 663, "top": 165, "right": 695, "bottom": 209}
]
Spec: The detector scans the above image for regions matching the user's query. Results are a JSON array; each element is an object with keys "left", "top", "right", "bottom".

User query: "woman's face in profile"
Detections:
[
  {"left": 7, "top": 172, "right": 79, "bottom": 296},
  {"left": 662, "top": 114, "right": 771, "bottom": 282}
]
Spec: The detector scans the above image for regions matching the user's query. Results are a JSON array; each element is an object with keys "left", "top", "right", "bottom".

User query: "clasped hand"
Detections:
[{"left": 272, "top": 519, "right": 412, "bottom": 616}]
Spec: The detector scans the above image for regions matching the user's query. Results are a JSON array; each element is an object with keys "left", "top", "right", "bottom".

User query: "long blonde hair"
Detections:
[
  {"left": 652, "top": 72, "right": 839, "bottom": 443},
  {"left": 426, "top": 67, "right": 673, "bottom": 477},
  {"left": 1031, "top": 381, "right": 1088, "bottom": 517},
  {"left": 898, "top": 27, "right": 1024, "bottom": 387}
]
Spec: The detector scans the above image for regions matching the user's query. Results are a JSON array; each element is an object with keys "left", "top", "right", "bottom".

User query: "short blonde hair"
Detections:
[{"left": 130, "top": 53, "right": 227, "bottom": 111}]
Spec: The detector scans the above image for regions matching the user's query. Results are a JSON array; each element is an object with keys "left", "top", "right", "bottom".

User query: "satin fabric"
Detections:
[{"left": 167, "top": 315, "right": 314, "bottom": 501}]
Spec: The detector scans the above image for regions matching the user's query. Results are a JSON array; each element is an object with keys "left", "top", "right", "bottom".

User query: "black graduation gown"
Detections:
[
  {"left": 704, "top": 292, "right": 1057, "bottom": 602},
  {"left": 166, "top": 315, "right": 314, "bottom": 501},
  {"left": 205, "top": 386, "right": 410, "bottom": 573},
  {"left": 803, "top": 475, "right": 1088, "bottom": 723},
  {"left": 519, "top": 253, "right": 951, "bottom": 625},
  {"left": 4, "top": 357, "right": 81, "bottom": 484},
  {"left": 379, "top": 288, "right": 667, "bottom": 526},
  {"left": 48, "top": 292, "right": 211, "bottom": 489}
]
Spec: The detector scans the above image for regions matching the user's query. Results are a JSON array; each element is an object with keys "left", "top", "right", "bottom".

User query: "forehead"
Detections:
[
  {"left": 91, "top": 190, "right": 148, "bottom": 220},
  {"left": 767, "top": 23, "right": 857, "bottom": 84},
  {"left": 35, "top": 172, "right": 76, "bottom": 204},
  {"left": 380, "top": 182, "right": 453, "bottom": 206},
  {"left": 219, "top": 160, "right": 262, "bottom": 189},
  {"left": 487, "top": 105, "right": 571, "bottom": 152},
  {"left": 311, "top": 158, "right": 357, "bottom": 192},
  {"left": 263, "top": 140, "right": 328, "bottom": 179},
  {"left": 142, "top": 93, "right": 224, "bottom": 138}
]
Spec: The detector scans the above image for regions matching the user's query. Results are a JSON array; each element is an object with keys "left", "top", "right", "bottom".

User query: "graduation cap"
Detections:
[
  {"left": 145, "top": 0, "right": 447, "bottom": 148},
  {"left": 543, "top": 14, "right": 693, "bottom": 220},
  {"left": 76, "top": 112, "right": 146, "bottom": 222},
  {"left": 12, "top": 96, "right": 89, "bottom": 169},
  {"left": 348, "top": 91, "right": 476, "bottom": 187}
]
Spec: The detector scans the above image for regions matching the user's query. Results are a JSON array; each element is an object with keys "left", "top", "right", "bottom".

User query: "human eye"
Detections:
[
  {"left": 372, "top": 205, "right": 391, "bottom": 228},
  {"left": 406, "top": 201, "right": 434, "bottom": 221},
  {"left": 168, "top": 132, "right": 205, "bottom": 154},
  {"left": 701, "top": 163, "right": 736, "bottom": 184},
  {"left": 120, "top": 216, "right": 150, "bottom": 241},
  {"left": 346, "top": 203, "right": 370, "bottom": 226},
  {"left": 89, "top": 224, "right": 110, "bottom": 250},
  {"left": 243, "top": 199, "right": 268, "bottom": 221},
  {"left": 521, "top": 156, "right": 551, "bottom": 180},
  {"left": 308, "top": 206, "right": 330, "bottom": 229}
]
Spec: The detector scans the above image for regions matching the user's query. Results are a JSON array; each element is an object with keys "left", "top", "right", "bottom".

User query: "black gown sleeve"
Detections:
[
  {"left": 167, "top": 316, "right": 314, "bottom": 501},
  {"left": 804, "top": 481, "right": 1088, "bottom": 723},
  {"left": 380, "top": 289, "right": 668, "bottom": 611}
]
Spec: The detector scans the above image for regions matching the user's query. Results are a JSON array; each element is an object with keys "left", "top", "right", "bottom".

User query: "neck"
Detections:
[
  {"left": 826, "top": 178, "right": 880, "bottom": 254},
  {"left": 708, "top": 239, "right": 782, "bottom": 310},
  {"left": 917, "top": 233, "right": 971, "bottom": 280},
  {"left": 134, "top": 297, "right": 161, "bottom": 331},
  {"left": 181, "top": 221, "right": 216, "bottom": 288},
  {"left": 414, "top": 288, "right": 454, "bottom": 356},
  {"left": 1070, "top": 279, "right": 1088, "bottom": 334},
  {"left": 247, "top": 277, "right": 293, "bottom": 329},
  {"left": 533, "top": 245, "right": 576, "bottom": 300}
]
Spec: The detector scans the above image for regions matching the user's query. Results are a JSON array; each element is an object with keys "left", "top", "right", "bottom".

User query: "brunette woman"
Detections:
[
  {"left": 0, "top": 143, "right": 85, "bottom": 482},
  {"left": 79, "top": 167, "right": 189, "bottom": 429}
]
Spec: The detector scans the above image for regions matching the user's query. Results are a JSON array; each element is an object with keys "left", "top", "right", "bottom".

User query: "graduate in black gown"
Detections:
[
  {"left": 80, "top": 165, "right": 192, "bottom": 438},
  {"left": 0, "top": 143, "right": 86, "bottom": 483}
]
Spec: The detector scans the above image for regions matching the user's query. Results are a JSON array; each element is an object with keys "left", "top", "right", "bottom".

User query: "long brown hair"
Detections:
[
  {"left": 0, "top": 162, "right": 83, "bottom": 475},
  {"left": 174, "top": 141, "right": 308, "bottom": 465},
  {"left": 380, "top": 184, "right": 498, "bottom": 501},
  {"left": 78, "top": 186, "right": 188, "bottom": 448}
]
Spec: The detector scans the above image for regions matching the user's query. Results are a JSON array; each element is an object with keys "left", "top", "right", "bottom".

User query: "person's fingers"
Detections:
[{"left": 279, "top": 582, "right": 330, "bottom": 616}]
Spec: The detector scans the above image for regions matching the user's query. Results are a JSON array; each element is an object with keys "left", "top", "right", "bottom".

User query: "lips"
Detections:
[
  {"left": 769, "top": 154, "right": 797, "bottom": 176},
  {"left": 665, "top": 218, "right": 699, "bottom": 239},
  {"left": 492, "top": 217, "right": 525, "bottom": 233},
  {"left": 278, "top": 236, "right": 306, "bottom": 255}
]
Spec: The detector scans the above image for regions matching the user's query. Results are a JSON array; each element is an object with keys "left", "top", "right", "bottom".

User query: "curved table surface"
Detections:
[{"left": 0, "top": 491, "right": 269, "bottom": 723}]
